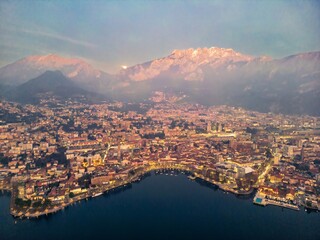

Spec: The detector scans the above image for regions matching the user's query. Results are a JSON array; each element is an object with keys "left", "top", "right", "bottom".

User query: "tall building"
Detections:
[
  {"left": 274, "top": 153, "right": 281, "bottom": 165},
  {"left": 207, "top": 121, "right": 212, "bottom": 133},
  {"left": 316, "top": 174, "right": 320, "bottom": 183},
  {"left": 117, "top": 142, "right": 121, "bottom": 160},
  {"left": 283, "top": 145, "right": 294, "bottom": 157}
]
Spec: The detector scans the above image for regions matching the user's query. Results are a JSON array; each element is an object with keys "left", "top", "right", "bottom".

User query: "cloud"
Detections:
[
  {"left": 19, "top": 28, "right": 96, "bottom": 48},
  {"left": 1, "top": 21, "right": 96, "bottom": 49}
]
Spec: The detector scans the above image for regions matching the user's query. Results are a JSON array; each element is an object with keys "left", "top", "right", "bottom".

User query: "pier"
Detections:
[{"left": 253, "top": 193, "right": 299, "bottom": 211}]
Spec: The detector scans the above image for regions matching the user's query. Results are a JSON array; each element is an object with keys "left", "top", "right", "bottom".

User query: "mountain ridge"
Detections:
[
  {"left": 3, "top": 70, "right": 100, "bottom": 104},
  {"left": 0, "top": 54, "right": 113, "bottom": 90},
  {"left": 0, "top": 47, "right": 319, "bottom": 115}
]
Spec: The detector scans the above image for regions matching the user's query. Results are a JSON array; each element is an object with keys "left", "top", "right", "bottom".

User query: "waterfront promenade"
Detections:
[{"left": 5, "top": 162, "right": 255, "bottom": 219}]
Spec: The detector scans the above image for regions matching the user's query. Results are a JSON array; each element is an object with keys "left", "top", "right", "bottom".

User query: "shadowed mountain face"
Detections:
[
  {"left": 0, "top": 48, "right": 319, "bottom": 115},
  {"left": 3, "top": 71, "right": 98, "bottom": 104}
]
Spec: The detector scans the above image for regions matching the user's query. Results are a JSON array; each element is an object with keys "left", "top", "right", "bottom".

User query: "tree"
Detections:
[
  {"left": 69, "top": 192, "right": 75, "bottom": 198},
  {"left": 15, "top": 198, "right": 31, "bottom": 207},
  {"left": 43, "top": 199, "right": 51, "bottom": 207},
  {"left": 313, "top": 159, "right": 320, "bottom": 165},
  {"left": 0, "top": 153, "right": 11, "bottom": 166},
  {"left": 33, "top": 201, "right": 42, "bottom": 208},
  {"left": 128, "top": 170, "right": 135, "bottom": 176},
  {"left": 265, "top": 148, "right": 272, "bottom": 159},
  {"left": 246, "top": 127, "right": 258, "bottom": 135},
  {"left": 294, "top": 154, "right": 302, "bottom": 161}
]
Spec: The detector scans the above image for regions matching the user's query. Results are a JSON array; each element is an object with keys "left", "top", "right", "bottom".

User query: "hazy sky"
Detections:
[{"left": 0, "top": 0, "right": 319, "bottom": 73}]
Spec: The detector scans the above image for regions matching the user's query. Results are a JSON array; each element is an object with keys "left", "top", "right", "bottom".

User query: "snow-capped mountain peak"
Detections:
[{"left": 123, "top": 47, "right": 255, "bottom": 81}]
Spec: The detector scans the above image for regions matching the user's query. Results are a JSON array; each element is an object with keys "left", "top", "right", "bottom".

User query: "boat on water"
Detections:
[
  {"left": 188, "top": 176, "right": 196, "bottom": 180},
  {"left": 92, "top": 192, "right": 103, "bottom": 198},
  {"left": 132, "top": 178, "right": 141, "bottom": 182}
]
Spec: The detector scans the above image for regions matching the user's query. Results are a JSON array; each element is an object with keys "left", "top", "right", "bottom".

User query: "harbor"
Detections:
[{"left": 253, "top": 193, "right": 300, "bottom": 211}]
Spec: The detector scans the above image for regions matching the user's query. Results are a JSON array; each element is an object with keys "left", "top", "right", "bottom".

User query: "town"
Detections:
[{"left": 0, "top": 95, "right": 319, "bottom": 218}]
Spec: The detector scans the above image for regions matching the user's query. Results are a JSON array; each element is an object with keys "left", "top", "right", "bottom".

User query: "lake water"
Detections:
[{"left": 0, "top": 172, "right": 319, "bottom": 240}]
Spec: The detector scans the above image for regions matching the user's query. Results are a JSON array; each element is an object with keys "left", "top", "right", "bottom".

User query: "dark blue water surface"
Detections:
[{"left": 1, "top": 172, "right": 319, "bottom": 240}]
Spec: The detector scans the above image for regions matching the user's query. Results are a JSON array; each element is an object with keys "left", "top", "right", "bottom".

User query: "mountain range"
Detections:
[{"left": 0, "top": 47, "right": 319, "bottom": 115}]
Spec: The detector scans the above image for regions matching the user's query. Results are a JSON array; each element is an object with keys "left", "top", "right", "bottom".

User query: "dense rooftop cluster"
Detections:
[{"left": 0, "top": 97, "right": 319, "bottom": 217}]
